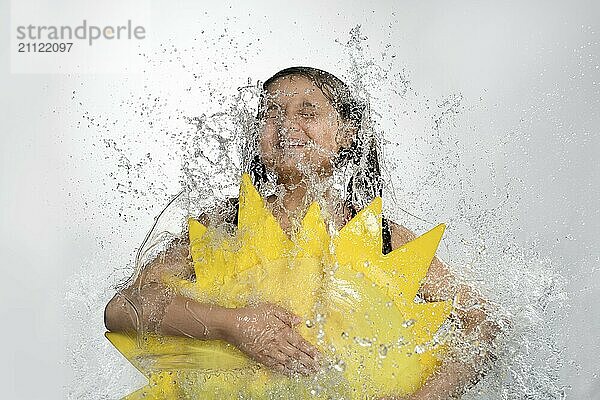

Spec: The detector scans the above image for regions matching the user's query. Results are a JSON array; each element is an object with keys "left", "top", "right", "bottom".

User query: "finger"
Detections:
[
  {"left": 268, "top": 359, "right": 294, "bottom": 376},
  {"left": 287, "top": 330, "right": 321, "bottom": 363},
  {"left": 280, "top": 332, "right": 319, "bottom": 369},
  {"left": 278, "top": 340, "right": 318, "bottom": 373},
  {"left": 273, "top": 347, "right": 314, "bottom": 376},
  {"left": 266, "top": 348, "right": 288, "bottom": 365},
  {"left": 265, "top": 353, "right": 301, "bottom": 377},
  {"left": 272, "top": 305, "right": 302, "bottom": 327}
]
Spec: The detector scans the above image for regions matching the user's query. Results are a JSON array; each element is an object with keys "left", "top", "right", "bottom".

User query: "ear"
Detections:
[{"left": 336, "top": 122, "right": 358, "bottom": 150}]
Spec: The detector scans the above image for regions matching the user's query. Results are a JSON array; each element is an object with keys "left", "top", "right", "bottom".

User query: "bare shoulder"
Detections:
[
  {"left": 133, "top": 234, "right": 192, "bottom": 284},
  {"left": 125, "top": 198, "right": 237, "bottom": 289},
  {"left": 386, "top": 219, "right": 417, "bottom": 249},
  {"left": 194, "top": 197, "right": 238, "bottom": 228},
  {"left": 386, "top": 219, "right": 456, "bottom": 301}
]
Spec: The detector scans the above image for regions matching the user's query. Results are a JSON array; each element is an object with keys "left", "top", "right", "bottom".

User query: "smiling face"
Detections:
[{"left": 258, "top": 75, "right": 356, "bottom": 184}]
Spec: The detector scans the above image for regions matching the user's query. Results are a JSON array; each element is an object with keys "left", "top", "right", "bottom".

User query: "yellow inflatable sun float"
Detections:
[{"left": 106, "top": 173, "right": 453, "bottom": 399}]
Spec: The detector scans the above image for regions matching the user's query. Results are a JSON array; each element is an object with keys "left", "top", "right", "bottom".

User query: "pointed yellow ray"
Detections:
[
  {"left": 105, "top": 332, "right": 182, "bottom": 399},
  {"left": 409, "top": 301, "right": 453, "bottom": 343},
  {"left": 295, "top": 201, "right": 329, "bottom": 258},
  {"left": 237, "top": 172, "right": 293, "bottom": 265},
  {"left": 382, "top": 223, "right": 446, "bottom": 302},
  {"left": 188, "top": 217, "right": 207, "bottom": 244},
  {"left": 107, "top": 172, "right": 454, "bottom": 399},
  {"left": 334, "top": 197, "right": 383, "bottom": 266}
]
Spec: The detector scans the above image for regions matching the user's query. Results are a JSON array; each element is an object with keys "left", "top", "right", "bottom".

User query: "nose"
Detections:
[{"left": 277, "top": 112, "right": 305, "bottom": 141}]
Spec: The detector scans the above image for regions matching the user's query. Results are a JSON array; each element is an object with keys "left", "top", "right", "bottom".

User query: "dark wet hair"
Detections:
[{"left": 246, "top": 66, "right": 385, "bottom": 219}]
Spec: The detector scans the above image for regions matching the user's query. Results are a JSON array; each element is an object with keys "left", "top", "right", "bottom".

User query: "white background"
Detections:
[{"left": 1, "top": 0, "right": 598, "bottom": 399}]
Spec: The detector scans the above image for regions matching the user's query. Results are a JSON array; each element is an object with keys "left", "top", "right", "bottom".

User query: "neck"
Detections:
[{"left": 269, "top": 172, "right": 351, "bottom": 230}]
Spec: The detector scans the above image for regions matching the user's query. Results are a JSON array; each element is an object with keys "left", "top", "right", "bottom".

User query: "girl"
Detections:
[{"left": 105, "top": 66, "right": 498, "bottom": 399}]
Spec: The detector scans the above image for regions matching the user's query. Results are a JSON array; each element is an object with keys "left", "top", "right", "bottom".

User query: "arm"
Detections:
[
  {"left": 384, "top": 223, "right": 501, "bottom": 400},
  {"left": 103, "top": 235, "right": 201, "bottom": 335},
  {"left": 104, "top": 217, "right": 319, "bottom": 376}
]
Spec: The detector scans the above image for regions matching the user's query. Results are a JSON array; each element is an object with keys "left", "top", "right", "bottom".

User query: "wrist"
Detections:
[
  {"left": 177, "top": 299, "right": 235, "bottom": 341},
  {"left": 207, "top": 305, "right": 237, "bottom": 342}
]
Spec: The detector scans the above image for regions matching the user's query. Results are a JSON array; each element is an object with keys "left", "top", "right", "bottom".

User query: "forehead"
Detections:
[{"left": 265, "top": 75, "right": 331, "bottom": 106}]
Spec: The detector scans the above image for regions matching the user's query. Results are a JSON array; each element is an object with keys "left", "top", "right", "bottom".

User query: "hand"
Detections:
[{"left": 223, "top": 303, "right": 321, "bottom": 376}]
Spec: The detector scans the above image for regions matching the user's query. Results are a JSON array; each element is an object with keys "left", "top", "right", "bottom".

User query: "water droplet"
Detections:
[
  {"left": 354, "top": 336, "right": 373, "bottom": 347},
  {"left": 402, "top": 319, "right": 416, "bottom": 328},
  {"left": 378, "top": 344, "right": 389, "bottom": 358},
  {"left": 333, "top": 358, "right": 346, "bottom": 372}
]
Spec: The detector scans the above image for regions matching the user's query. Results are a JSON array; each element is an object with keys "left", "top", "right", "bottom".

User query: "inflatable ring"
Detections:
[{"left": 106, "top": 173, "right": 453, "bottom": 399}]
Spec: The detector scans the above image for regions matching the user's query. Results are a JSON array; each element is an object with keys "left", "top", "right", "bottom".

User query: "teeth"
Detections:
[{"left": 284, "top": 140, "right": 306, "bottom": 146}]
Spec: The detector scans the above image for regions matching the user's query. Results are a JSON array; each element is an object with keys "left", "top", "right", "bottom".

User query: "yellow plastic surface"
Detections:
[{"left": 106, "top": 173, "right": 452, "bottom": 399}]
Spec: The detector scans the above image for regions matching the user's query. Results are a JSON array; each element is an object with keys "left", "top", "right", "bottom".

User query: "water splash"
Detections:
[{"left": 64, "top": 24, "right": 568, "bottom": 399}]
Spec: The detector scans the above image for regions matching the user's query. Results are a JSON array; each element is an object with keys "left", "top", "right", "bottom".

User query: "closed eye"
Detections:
[
  {"left": 265, "top": 106, "right": 282, "bottom": 119},
  {"left": 299, "top": 110, "right": 317, "bottom": 118}
]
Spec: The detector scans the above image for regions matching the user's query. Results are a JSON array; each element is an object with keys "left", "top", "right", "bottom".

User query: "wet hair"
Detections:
[{"left": 246, "top": 66, "right": 385, "bottom": 219}]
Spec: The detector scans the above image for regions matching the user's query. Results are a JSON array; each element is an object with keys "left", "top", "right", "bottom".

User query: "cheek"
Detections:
[
  {"left": 305, "top": 119, "right": 340, "bottom": 152},
  {"left": 258, "top": 125, "right": 278, "bottom": 161}
]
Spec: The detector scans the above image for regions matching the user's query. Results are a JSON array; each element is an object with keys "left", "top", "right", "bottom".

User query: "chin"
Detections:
[
  {"left": 273, "top": 161, "right": 334, "bottom": 182},
  {"left": 262, "top": 153, "right": 334, "bottom": 182}
]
